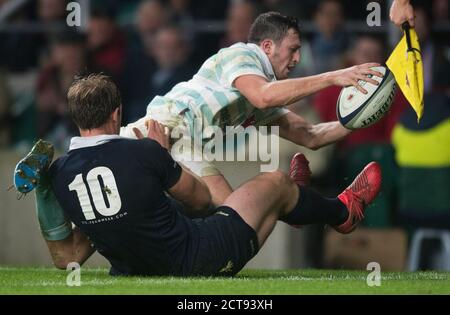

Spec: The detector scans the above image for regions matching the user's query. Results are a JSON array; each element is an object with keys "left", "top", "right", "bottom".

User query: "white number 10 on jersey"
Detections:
[{"left": 68, "top": 166, "right": 122, "bottom": 220}]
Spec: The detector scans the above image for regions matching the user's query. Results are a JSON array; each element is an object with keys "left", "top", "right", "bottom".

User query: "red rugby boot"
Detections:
[{"left": 334, "top": 162, "right": 382, "bottom": 234}]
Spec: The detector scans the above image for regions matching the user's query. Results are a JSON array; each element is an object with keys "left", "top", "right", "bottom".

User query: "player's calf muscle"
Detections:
[{"left": 46, "top": 228, "right": 94, "bottom": 269}]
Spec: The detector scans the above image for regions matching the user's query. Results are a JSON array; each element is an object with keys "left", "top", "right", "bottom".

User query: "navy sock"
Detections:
[{"left": 281, "top": 185, "right": 348, "bottom": 226}]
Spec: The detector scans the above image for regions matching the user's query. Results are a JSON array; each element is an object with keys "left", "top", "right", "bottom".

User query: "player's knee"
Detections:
[{"left": 263, "top": 170, "right": 290, "bottom": 187}]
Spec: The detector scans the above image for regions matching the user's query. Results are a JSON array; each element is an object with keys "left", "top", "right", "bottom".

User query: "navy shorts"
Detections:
[{"left": 190, "top": 206, "right": 259, "bottom": 277}]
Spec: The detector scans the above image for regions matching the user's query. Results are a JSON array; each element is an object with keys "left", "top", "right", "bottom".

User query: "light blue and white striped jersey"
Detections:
[{"left": 146, "top": 42, "right": 288, "bottom": 134}]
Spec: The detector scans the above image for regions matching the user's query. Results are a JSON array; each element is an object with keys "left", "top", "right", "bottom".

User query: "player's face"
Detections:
[{"left": 269, "top": 29, "right": 301, "bottom": 79}]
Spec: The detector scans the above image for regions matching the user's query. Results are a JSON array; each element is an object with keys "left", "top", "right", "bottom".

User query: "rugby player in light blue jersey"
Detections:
[{"left": 121, "top": 12, "right": 382, "bottom": 205}]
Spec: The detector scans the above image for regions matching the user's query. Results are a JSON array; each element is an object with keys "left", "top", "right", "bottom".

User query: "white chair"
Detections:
[{"left": 407, "top": 228, "right": 450, "bottom": 271}]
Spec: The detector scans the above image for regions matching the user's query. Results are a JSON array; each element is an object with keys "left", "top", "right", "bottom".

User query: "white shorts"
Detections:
[{"left": 120, "top": 104, "right": 222, "bottom": 177}]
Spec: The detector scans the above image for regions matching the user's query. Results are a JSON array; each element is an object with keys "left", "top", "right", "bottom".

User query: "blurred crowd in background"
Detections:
[{"left": 0, "top": 0, "right": 449, "bottom": 269}]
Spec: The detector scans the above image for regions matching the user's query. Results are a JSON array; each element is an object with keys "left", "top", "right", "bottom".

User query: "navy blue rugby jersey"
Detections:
[{"left": 49, "top": 135, "right": 197, "bottom": 276}]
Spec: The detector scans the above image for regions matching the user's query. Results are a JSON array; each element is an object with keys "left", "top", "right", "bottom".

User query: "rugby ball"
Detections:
[{"left": 337, "top": 66, "right": 396, "bottom": 129}]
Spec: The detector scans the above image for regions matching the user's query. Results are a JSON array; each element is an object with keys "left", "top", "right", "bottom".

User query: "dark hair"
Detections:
[
  {"left": 68, "top": 74, "right": 121, "bottom": 130},
  {"left": 248, "top": 12, "right": 300, "bottom": 44}
]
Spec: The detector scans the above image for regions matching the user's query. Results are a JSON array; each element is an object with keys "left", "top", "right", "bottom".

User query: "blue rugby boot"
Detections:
[{"left": 13, "top": 139, "right": 54, "bottom": 194}]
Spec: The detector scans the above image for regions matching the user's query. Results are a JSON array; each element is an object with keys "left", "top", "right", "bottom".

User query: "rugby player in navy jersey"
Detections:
[{"left": 24, "top": 74, "right": 381, "bottom": 276}]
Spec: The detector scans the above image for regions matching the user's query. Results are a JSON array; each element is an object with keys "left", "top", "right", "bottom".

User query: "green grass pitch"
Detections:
[{"left": 0, "top": 266, "right": 449, "bottom": 294}]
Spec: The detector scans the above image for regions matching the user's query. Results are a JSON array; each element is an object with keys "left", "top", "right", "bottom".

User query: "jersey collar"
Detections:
[
  {"left": 69, "top": 134, "right": 124, "bottom": 151},
  {"left": 245, "top": 43, "right": 277, "bottom": 81}
]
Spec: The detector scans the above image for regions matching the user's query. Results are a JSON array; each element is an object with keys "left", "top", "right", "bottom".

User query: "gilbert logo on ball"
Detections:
[{"left": 337, "top": 66, "right": 396, "bottom": 130}]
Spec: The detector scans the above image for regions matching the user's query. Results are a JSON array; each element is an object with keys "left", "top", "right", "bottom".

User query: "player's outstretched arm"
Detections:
[
  {"left": 46, "top": 227, "right": 95, "bottom": 270},
  {"left": 274, "top": 111, "right": 351, "bottom": 150},
  {"left": 234, "top": 63, "right": 382, "bottom": 109}
]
